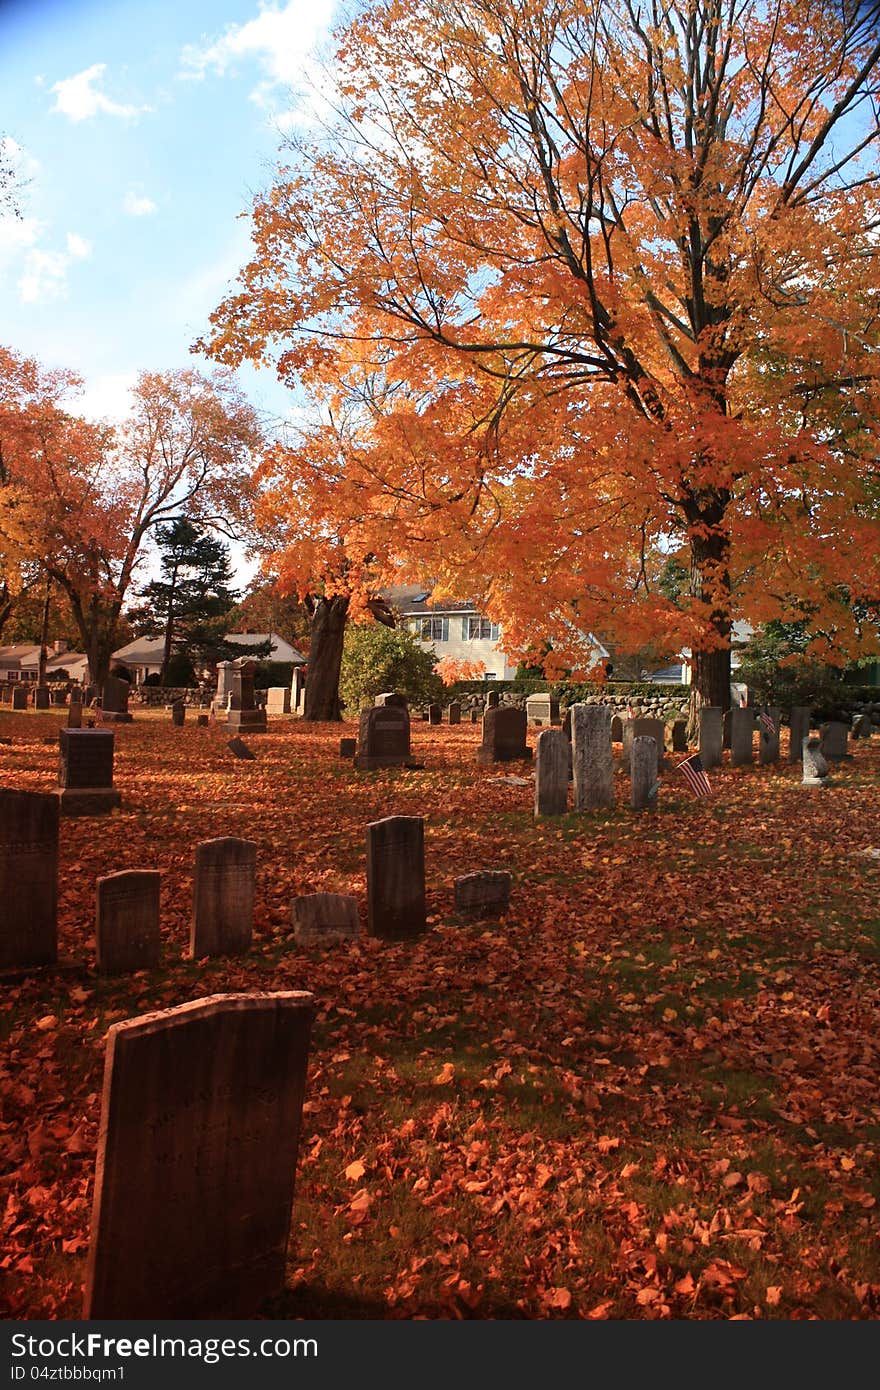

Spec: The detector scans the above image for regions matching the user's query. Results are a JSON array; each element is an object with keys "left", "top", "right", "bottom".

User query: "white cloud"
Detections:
[
  {"left": 66, "top": 232, "right": 92, "bottom": 259},
  {"left": 51, "top": 63, "right": 146, "bottom": 122},
  {"left": 0, "top": 214, "right": 42, "bottom": 272},
  {"left": 122, "top": 190, "right": 157, "bottom": 217},
  {"left": 0, "top": 135, "right": 41, "bottom": 182},
  {"left": 180, "top": 1, "right": 335, "bottom": 111},
  {"left": 69, "top": 371, "right": 138, "bottom": 424},
  {"left": 17, "top": 231, "right": 92, "bottom": 304}
]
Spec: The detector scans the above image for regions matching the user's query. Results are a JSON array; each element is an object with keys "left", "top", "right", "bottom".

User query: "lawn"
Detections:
[{"left": 1, "top": 707, "right": 878, "bottom": 1319}]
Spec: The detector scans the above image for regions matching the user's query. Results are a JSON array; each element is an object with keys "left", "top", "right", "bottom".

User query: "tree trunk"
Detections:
[
  {"left": 303, "top": 594, "right": 349, "bottom": 720},
  {"left": 685, "top": 494, "right": 733, "bottom": 739},
  {"left": 37, "top": 577, "right": 51, "bottom": 685}
]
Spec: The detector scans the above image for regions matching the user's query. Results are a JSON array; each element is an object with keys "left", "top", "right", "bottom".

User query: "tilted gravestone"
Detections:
[
  {"left": 476, "top": 707, "right": 531, "bottom": 765},
  {"left": 453, "top": 870, "right": 511, "bottom": 918},
  {"left": 622, "top": 718, "right": 666, "bottom": 773},
  {"left": 788, "top": 707, "right": 811, "bottom": 763},
  {"left": 291, "top": 892, "right": 360, "bottom": 944},
  {"left": 96, "top": 871, "right": 161, "bottom": 975},
  {"left": 730, "top": 708, "right": 755, "bottom": 766},
  {"left": 226, "top": 660, "right": 267, "bottom": 735},
  {"left": 820, "top": 721, "right": 850, "bottom": 761},
  {"left": 525, "top": 693, "right": 560, "bottom": 726},
  {"left": 82, "top": 991, "right": 315, "bottom": 1318},
  {"left": 698, "top": 707, "right": 722, "bottom": 768},
  {"left": 571, "top": 704, "right": 614, "bottom": 810},
  {"left": 447, "top": 701, "right": 461, "bottom": 725},
  {"left": 227, "top": 737, "right": 256, "bottom": 760},
  {"left": 0, "top": 789, "right": 58, "bottom": 971},
  {"left": 354, "top": 704, "right": 414, "bottom": 770},
  {"left": 190, "top": 838, "right": 256, "bottom": 959},
  {"left": 266, "top": 687, "right": 291, "bottom": 715},
  {"left": 630, "top": 735, "right": 659, "bottom": 810},
  {"left": 366, "top": 815, "right": 426, "bottom": 939},
  {"left": 803, "top": 737, "right": 832, "bottom": 788},
  {"left": 534, "top": 728, "right": 569, "bottom": 816},
  {"left": 100, "top": 675, "right": 133, "bottom": 723},
  {"left": 58, "top": 729, "right": 121, "bottom": 816}
]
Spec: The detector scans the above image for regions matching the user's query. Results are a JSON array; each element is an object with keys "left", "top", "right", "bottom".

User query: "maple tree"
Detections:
[{"left": 203, "top": 0, "right": 880, "bottom": 716}]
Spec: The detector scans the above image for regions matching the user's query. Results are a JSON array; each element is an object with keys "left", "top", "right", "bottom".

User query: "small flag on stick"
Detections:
[
  {"left": 758, "top": 709, "right": 776, "bottom": 738},
  {"left": 679, "top": 752, "right": 712, "bottom": 799}
]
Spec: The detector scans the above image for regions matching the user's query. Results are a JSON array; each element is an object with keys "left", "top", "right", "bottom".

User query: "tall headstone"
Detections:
[
  {"left": 354, "top": 704, "right": 414, "bottom": 770},
  {"left": 226, "top": 660, "right": 267, "bottom": 735},
  {"left": 447, "top": 701, "right": 461, "bottom": 725},
  {"left": 96, "top": 871, "right": 161, "bottom": 974},
  {"left": 789, "top": 707, "right": 811, "bottom": 762},
  {"left": 630, "top": 735, "right": 659, "bottom": 810},
  {"left": 525, "top": 693, "right": 560, "bottom": 726},
  {"left": 58, "top": 729, "right": 122, "bottom": 816},
  {"left": 100, "top": 675, "right": 132, "bottom": 723},
  {"left": 757, "top": 707, "right": 782, "bottom": 764},
  {"left": 820, "top": 721, "right": 850, "bottom": 761},
  {"left": 730, "top": 708, "right": 754, "bottom": 765},
  {"left": 622, "top": 718, "right": 665, "bottom": 772},
  {"left": 67, "top": 699, "right": 83, "bottom": 729},
  {"left": 171, "top": 699, "right": 185, "bottom": 727},
  {"left": 802, "top": 737, "right": 832, "bottom": 788},
  {"left": 698, "top": 707, "right": 723, "bottom": 769},
  {"left": 610, "top": 714, "right": 623, "bottom": 743},
  {"left": 427, "top": 703, "right": 442, "bottom": 725},
  {"left": 291, "top": 666, "right": 306, "bottom": 714},
  {"left": 453, "top": 870, "right": 511, "bottom": 918},
  {"left": 190, "top": 838, "right": 256, "bottom": 959},
  {"left": 266, "top": 687, "right": 291, "bottom": 715},
  {"left": 476, "top": 707, "right": 531, "bottom": 765},
  {"left": 291, "top": 892, "right": 360, "bottom": 944},
  {"left": 534, "top": 728, "right": 570, "bottom": 816},
  {"left": 11, "top": 686, "right": 27, "bottom": 710},
  {"left": 82, "top": 991, "right": 315, "bottom": 1318},
  {"left": 34, "top": 686, "right": 50, "bottom": 710},
  {"left": 0, "top": 790, "right": 58, "bottom": 971},
  {"left": 215, "top": 660, "right": 234, "bottom": 712},
  {"left": 366, "top": 815, "right": 426, "bottom": 939},
  {"left": 485, "top": 690, "right": 499, "bottom": 709},
  {"left": 668, "top": 718, "right": 688, "bottom": 753},
  {"left": 571, "top": 704, "right": 614, "bottom": 810}
]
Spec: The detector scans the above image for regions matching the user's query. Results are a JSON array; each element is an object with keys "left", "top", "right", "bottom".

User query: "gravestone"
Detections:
[
  {"left": 96, "top": 871, "right": 161, "bottom": 974},
  {"left": 803, "top": 737, "right": 832, "bottom": 788},
  {"left": 525, "top": 693, "right": 560, "bottom": 726},
  {"left": 447, "top": 702, "right": 461, "bottom": 725},
  {"left": 11, "top": 686, "right": 27, "bottom": 710},
  {"left": 788, "top": 707, "right": 811, "bottom": 763},
  {"left": 100, "top": 675, "right": 132, "bottom": 723},
  {"left": 82, "top": 991, "right": 315, "bottom": 1319},
  {"left": 67, "top": 700, "right": 83, "bottom": 729},
  {"left": 571, "top": 704, "right": 614, "bottom": 810},
  {"left": 486, "top": 690, "right": 499, "bottom": 709},
  {"left": 215, "top": 661, "right": 234, "bottom": 711},
  {"left": 610, "top": 714, "right": 623, "bottom": 742},
  {"left": 374, "top": 692, "right": 408, "bottom": 709},
  {"left": 291, "top": 892, "right": 360, "bottom": 944},
  {"left": 630, "top": 735, "right": 659, "bottom": 810},
  {"left": 58, "top": 729, "right": 121, "bottom": 816},
  {"left": 34, "top": 686, "right": 50, "bottom": 710},
  {"left": 698, "top": 707, "right": 723, "bottom": 769},
  {"left": 730, "top": 708, "right": 755, "bottom": 765},
  {"left": 196, "top": 714, "right": 209, "bottom": 727},
  {"left": 851, "top": 713, "right": 872, "bottom": 740},
  {"left": 339, "top": 736, "right": 357, "bottom": 757},
  {"left": 190, "top": 838, "right": 256, "bottom": 959},
  {"left": 470, "top": 709, "right": 479, "bottom": 723},
  {"left": 366, "top": 815, "right": 426, "bottom": 939},
  {"left": 453, "top": 870, "right": 511, "bottom": 918},
  {"left": 291, "top": 666, "right": 306, "bottom": 714},
  {"left": 266, "top": 687, "right": 291, "bottom": 715},
  {"left": 427, "top": 703, "right": 442, "bottom": 725},
  {"left": 0, "top": 789, "right": 58, "bottom": 971},
  {"left": 722, "top": 709, "right": 732, "bottom": 751},
  {"left": 534, "top": 728, "right": 570, "bottom": 816},
  {"left": 226, "top": 737, "right": 256, "bottom": 760},
  {"left": 820, "top": 721, "right": 850, "bottom": 761},
  {"left": 52, "top": 690, "right": 67, "bottom": 706},
  {"left": 354, "top": 704, "right": 414, "bottom": 770},
  {"left": 227, "top": 659, "right": 267, "bottom": 735},
  {"left": 757, "top": 708, "right": 782, "bottom": 764},
  {"left": 668, "top": 718, "right": 688, "bottom": 753},
  {"left": 476, "top": 707, "right": 531, "bottom": 765},
  {"left": 171, "top": 700, "right": 185, "bottom": 727},
  {"left": 622, "top": 718, "right": 665, "bottom": 773}
]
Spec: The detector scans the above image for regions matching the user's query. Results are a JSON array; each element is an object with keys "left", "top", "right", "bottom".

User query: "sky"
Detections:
[{"left": 0, "top": 0, "right": 341, "bottom": 580}]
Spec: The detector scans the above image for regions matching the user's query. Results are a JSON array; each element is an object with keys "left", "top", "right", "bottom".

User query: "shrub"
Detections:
[{"left": 340, "top": 623, "right": 444, "bottom": 712}]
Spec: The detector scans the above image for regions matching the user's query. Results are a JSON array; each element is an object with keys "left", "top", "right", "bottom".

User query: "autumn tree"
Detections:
[{"left": 203, "top": 0, "right": 880, "bottom": 718}]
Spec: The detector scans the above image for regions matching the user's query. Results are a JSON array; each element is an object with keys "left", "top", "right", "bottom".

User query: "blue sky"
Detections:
[{"left": 0, "top": 0, "right": 338, "bottom": 432}]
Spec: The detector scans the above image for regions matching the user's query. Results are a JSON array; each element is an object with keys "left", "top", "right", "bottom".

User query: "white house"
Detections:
[
  {"left": 111, "top": 636, "right": 166, "bottom": 684},
  {"left": 0, "top": 642, "right": 88, "bottom": 683},
  {"left": 390, "top": 591, "right": 519, "bottom": 679}
]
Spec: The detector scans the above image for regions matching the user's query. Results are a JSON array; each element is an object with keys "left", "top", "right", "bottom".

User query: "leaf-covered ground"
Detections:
[{"left": 1, "top": 708, "right": 879, "bottom": 1320}]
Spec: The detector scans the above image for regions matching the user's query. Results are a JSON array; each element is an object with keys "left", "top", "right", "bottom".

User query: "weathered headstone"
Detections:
[
  {"left": 34, "top": 686, "right": 50, "bottom": 710},
  {"left": 630, "top": 735, "right": 659, "bottom": 810},
  {"left": 534, "top": 728, "right": 570, "bottom": 816},
  {"left": 354, "top": 704, "right": 414, "bottom": 770},
  {"left": 82, "top": 991, "right": 315, "bottom": 1318},
  {"left": 366, "top": 815, "right": 426, "bottom": 939},
  {"left": 525, "top": 693, "right": 560, "bottom": 726},
  {"left": 291, "top": 666, "right": 306, "bottom": 714},
  {"left": 67, "top": 699, "right": 83, "bottom": 729},
  {"left": 190, "top": 838, "right": 256, "bottom": 959},
  {"left": 52, "top": 690, "right": 67, "bottom": 706},
  {"left": 610, "top": 714, "right": 623, "bottom": 743},
  {"left": 58, "top": 729, "right": 121, "bottom": 816},
  {"left": 485, "top": 690, "right": 499, "bottom": 709},
  {"left": 802, "top": 737, "right": 832, "bottom": 788},
  {"left": 196, "top": 713, "right": 209, "bottom": 727},
  {"left": 453, "top": 870, "right": 511, "bottom": 918},
  {"left": 476, "top": 707, "right": 531, "bottom": 765},
  {"left": 339, "top": 736, "right": 357, "bottom": 757},
  {"left": 852, "top": 713, "right": 872, "bottom": 740},
  {"left": 820, "top": 721, "right": 850, "bottom": 761},
  {"left": 0, "top": 789, "right": 58, "bottom": 971},
  {"left": 470, "top": 709, "right": 479, "bottom": 723},
  {"left": 447, "top": 701, "right": 461, "bottom": 725},
  {"left": 722, "top": 709, "right": 732, "bottom": 751},
  {"left": 100, "top": 675, "right": 132, "bottom": 723},
  {"left": 266, "top": 687, "right": 291, "bottom": 715},
  {"left": 730, "top": 708, "right": 755, "bottom": 766},
  {"left": 698, "top": 707, "right": 723, "bottom": 769},
  {"left": 668, "top": 718, "right": 688, "bottom": 753},
  {"left": 11, "top": 686, "right": 27, "bottom": 710},
  {"left": 788, "top": 707, "right": 811, "bottom": 763},
  {"left": 427, "top": 703, "right": 442, "bottom": 725},
  {"left": 622, "top": 718, "right": 666, "bottom": 772},
  {"left": 227, "top": 737, "right": 256, "bottom": 760},
  {"left": 374, "top": 692, "right": 408, "bottom": 709},
  {"left": 171, "top": 700, "right": 185, "bottom": 727},
  {"left": 757, "top": 707, "right": 782, "bottom": 764},
  {"left": 291, "top": 892, "right": 360, "bottom": 944},
  {"left": 227, "top": 659, "right": 267, "bottom": 735},
  {"left": 96, "top": 871, "right": 161, "bottom": 974},
  {"left": 571, "top": 704, "right": 614, "bottom": 810}
]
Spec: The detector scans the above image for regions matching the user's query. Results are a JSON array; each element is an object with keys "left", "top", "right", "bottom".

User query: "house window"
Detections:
[
  {"left": 420, "top": 617, "right": 449, "bottom": 642},
  {"left": 484, "top": 672, "right": 497, "bottom": 680},
  {"left": 465, "top": 616, "right": 500, "bottom": 641}
]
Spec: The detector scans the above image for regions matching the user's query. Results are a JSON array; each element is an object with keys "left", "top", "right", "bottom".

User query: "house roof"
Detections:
[
  {"left": 113, "top": 637, "right": 166, "bottom": 665},
  {"left": 400, "top": 598, "right": 481, "bottom": 616},
  {"left": 224, "top": 633, "right": 306, "bottom": 664}
]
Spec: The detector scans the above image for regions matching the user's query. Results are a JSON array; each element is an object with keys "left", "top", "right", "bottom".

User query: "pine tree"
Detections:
[{"left": 134, "top": 519, "right": 238, "bottom": 685}]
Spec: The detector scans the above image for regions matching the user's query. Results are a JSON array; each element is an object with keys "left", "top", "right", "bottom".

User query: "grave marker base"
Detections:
[{"left": 57, "top": 788, "right": 122, "bottom": 817}]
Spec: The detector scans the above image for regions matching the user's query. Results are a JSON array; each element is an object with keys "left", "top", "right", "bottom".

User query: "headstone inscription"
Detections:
[
  {"left": 291, "top": 892, "right": 360, "bottom": 944},
  {"left": 630, "top": 735, "right": 659, "bottom": 810},
  {"left": 453, "top": 870, "right": 511, "bottom": 917},
  {"left": 190, "top": 838, "right": 256, "bottom": 959},
  {"left": 534, "top": 728, "right": 570, "bottom": 816},
  {"left": 698, "top": 707, "right": 723, "bottom": 769},
  {"left": 525, "top": 693, "right": 560, "bottom": 726},
  {"left": 96, "top": 871, "right": 161, "bottom": 974},
  {"left": 476, "top": 707, "right": 531, "bottom": 765},
  {"left": 788, "top": 707, "right": 811, "bottom": 763},
  {"left": 802, "top": 737, "right": 832, "bottom": 788},
  {"left": 366, "top": 815, "right": 427, "bottom": 939},
  {"left": 571, "top": 704, "right": 614, "bottom": 810},
  {"left": 354, "top": 705, "right": 414, "bottom": 770},
  {"left": 0, "top": 789, "right": 58, "bottom": 971},
  {"left": 82, "top": 991, "right": 315, "bottom": 1318},
  {"left": 58, "top": 729, "right": 121, "bottom": 816}
]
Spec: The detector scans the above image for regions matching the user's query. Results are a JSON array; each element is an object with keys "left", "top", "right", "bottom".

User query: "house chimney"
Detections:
[{"left": 52, "top": 640, "right": 68, "bottom": 655}]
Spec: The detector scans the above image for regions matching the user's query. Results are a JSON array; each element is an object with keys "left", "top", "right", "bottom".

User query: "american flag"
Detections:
[
  {"left": 758, "top": 709, "right": 776, "bottom": 738},
  {"left": 678, "top": 752, "right": 712, "bottom": 798}
]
